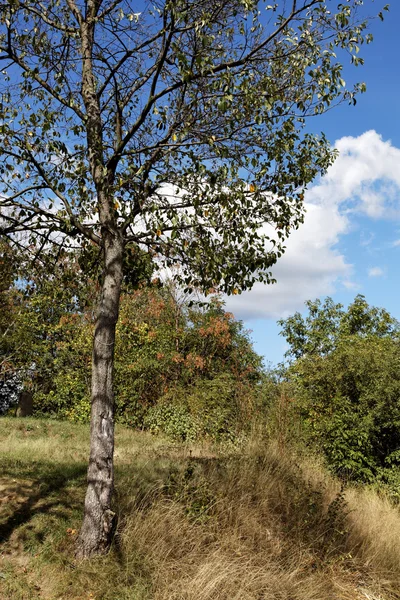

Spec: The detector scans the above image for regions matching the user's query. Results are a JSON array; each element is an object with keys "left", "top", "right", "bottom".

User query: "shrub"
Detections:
[
  {"left": 145, "top": 403, "right": 200, "bottom": 441},
  {"left": 291, "top": 336, "right": 400, "bottom": 484}
]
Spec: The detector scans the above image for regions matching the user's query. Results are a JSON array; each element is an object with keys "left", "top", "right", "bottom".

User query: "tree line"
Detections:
[{"left": 0, "top": 241, "right": 263, "bottom": 440}]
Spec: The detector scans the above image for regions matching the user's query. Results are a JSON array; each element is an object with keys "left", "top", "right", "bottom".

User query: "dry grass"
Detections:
[
  {"left": 119, "top": 445, "right": 383, "bottom": 600},
  {"left": 346, "top": 487, "right": 400, "bottom": 595},
  {"left": 1, "top": 418, "right": 400, "bottom": 600}
]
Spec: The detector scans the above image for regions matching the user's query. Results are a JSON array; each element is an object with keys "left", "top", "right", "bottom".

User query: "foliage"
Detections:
[
  {"left": 32, "top": 311, "right": 93, "bottom": 421},
  {"left": 0, "top": 247, "right": 95, "bottom": 417},
  {"left": 279, "top": 295, "right": 399, "bottom": 360},
  {"left": 0, "top": 1, "right": 385, "bottom": 294},
  {"left": 145, "top": 373, "right": 251, "bottom": 441},
  {"left": 1, "top": 266, "right": 263, "bottom": 438},
  {"left": 282, "top": 299, "right": 400, "bottom": 484},
  {"left": 145, "top": 403, "right": 200, "bottom": 442},
  {"left": 0, "top": 238, "right": 23, "bottom": 412},
  {"left": 0, "top": 239, "right": 26, "bottom": 373},
  {"left": 114, "top": 285, "right": 263, "bottom": 438}
]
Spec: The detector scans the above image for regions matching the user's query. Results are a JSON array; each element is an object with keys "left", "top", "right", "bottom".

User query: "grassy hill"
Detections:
[{"left": 1, "top": 417, "right": 400, "bottom": 600}]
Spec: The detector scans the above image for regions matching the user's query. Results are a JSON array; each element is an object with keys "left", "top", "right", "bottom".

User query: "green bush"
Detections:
[
  {"left": 144, "top": 372, "right": 258, "bottom": 442},
  {"left": 145, "top": 402, "right": 200, "bottom": 441},
  {"left": 113, "top": 287, "right": 262, "bottom": 436},
  {"left": 291, "top": 336, "right": 400, "bottom": 483},
  {"left": 184, "top": 374, "right": 243, "bottom": 440},
  {"left": 33, "top": 376, "right": 90, "bottom": 423}
]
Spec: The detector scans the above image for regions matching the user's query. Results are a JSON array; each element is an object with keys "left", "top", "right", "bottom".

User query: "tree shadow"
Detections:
[{"left": 0, "top": 460, "right": 87, "bottom": 544}]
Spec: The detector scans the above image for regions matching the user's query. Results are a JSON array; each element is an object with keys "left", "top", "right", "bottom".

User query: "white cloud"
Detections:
[
  {"left": 306, "top": 130, "right": 400, "bottom": 218},
  {"left": 226, "top": 130, "right": 400, "bottom": 320},
  {"left": 342, "top": 279, "right": 360, "bottom": 291},
  {"left": 226, "top": 202, "right": 350, "bottom": 319},
  {"left": 368, "top": 266, "right": 385, "bottom": 278}
]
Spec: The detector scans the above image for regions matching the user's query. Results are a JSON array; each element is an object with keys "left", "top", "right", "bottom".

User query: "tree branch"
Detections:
[
  {"left": 18, "top": 2, "right": 78, "bottom": 34},
  {"left": 97, "top": 0, "right": 121, "bottom": 21},
  {"left": 0, "top": 31, "right": 86, "bottom": 121},
  {"left": 109, "top": 0, "right": 322, "bottom": 165},
  {"left": 66, "top": 0, "right": 83, "bottom": 26},
  {"left": 7, "top": 148, "right": 101, "bottom": 246},
  {"left": 96, "top": 31, "right": 165, "bottom": 101}
]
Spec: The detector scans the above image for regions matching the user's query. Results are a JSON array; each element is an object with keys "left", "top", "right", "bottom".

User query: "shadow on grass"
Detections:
[
  {"left": 1, "top": 451, "right": 207, "bottom": 550},
  {"left": 1, "top": 453, "right": 211, "bottom": 548},
  {"left": 114, "top": 455, "right": 219, "bottom": 512},
  {"left": 0, "top": 459, "right": 87, "bottom": 544}
]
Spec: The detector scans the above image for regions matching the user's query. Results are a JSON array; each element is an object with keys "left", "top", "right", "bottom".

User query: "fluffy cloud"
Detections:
[
  {"left": 226, "top": 130, "right": 400, "bottom": 320},
  {"left": 226, "top": 202, "right": 351, "bottom": 319},
  {"left": 306, "top": 130, "right": 400, "bottom": 218}
]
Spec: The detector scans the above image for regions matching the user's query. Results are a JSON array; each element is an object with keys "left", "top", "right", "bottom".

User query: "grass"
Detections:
[{"left": 1, "top": 417, "right": 400, "bottom": 599}]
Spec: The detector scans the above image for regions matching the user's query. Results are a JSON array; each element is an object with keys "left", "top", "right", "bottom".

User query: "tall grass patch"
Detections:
[{"left": 1, "top": 418, "right": 400, "bottom": 599}]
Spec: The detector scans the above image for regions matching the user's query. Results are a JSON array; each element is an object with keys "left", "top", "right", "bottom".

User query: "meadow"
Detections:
[{"left": 1, "top": 417, "right": 400, "bottom": 600}]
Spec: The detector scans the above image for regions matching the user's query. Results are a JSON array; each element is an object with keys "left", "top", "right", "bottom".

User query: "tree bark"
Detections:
[{"left": 76, "top": 229, "right": 123, "bottom": 559}]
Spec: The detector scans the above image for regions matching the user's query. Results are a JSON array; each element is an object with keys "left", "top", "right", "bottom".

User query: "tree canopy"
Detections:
[
  {"left": 0, "top": 0, "right": 383, "bottom": 290},
  {"left": 279, "top": 295, "right": 399, "bottom": 360},
  {"left": 279, "top": 296, "right": 400, "bottom": 485}
]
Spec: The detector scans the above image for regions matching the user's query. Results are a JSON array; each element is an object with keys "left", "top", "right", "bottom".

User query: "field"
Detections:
[{"left": 1, "top": 417, "right": 400, "bottom": 600}]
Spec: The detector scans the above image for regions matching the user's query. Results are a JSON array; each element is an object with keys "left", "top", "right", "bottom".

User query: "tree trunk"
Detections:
[{"left": 76, "top": 229, "right": 123, "bottom": 559}]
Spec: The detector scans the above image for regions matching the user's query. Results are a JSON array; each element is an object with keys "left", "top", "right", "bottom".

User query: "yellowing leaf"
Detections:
[
  {"left": 156, "top": 229, "right": 161, "bottom": 237},
  {"left": 249, "top": 183, "right": 256, "bottom": 192},
  {"left": 172, "top": 133, "right": 177, "bottom": 142}
]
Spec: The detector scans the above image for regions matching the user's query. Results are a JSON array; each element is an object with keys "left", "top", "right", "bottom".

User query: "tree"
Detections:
[
  {"left": 289, "top": 336, "right": 400, "bottom": 485},
  {"left": 0, "top": 242, "right": 97, "bottom": 414},
  {"left": 114, "top": 287, "right": 264, "bottom": 438},
  {"left": 0, "top": 0, "right": 385, "bottom": 557},
  {"left": 278, "top": 295, "right": 399, "bottom": 360},
  {"left": 279, "top": 296, "right": 400, "bottom": 484}
]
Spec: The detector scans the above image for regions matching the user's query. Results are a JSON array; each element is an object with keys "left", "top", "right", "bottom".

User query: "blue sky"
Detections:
[{"left": 225, "top": 2, "right": 400, "bottom": 367}]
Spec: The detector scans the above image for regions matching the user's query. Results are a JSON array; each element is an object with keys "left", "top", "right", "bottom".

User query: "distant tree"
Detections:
[
  {"left": 115, "top": 287, "right": 263, "bottom": 436},
  {"left": 0, "top": 244, "right": 96, "bottom": 410},
  {"left": 291, "top": 336, "right": 400, "bottom": 485},
  {"left": 27, "top": 281, "right": 263, "bottom": 439},
  {"left": 279, "top": 297, "right": 400, "bottom": 484},
  {"left": 278, "top": 295, "right": 399, "bottom": 360},
  {"left": 0, "top": 0, "right": 385, "bottom": 557}
]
